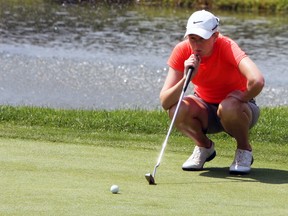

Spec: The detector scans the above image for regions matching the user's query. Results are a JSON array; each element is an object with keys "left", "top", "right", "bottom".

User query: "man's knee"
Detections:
[
  {"left": 168, "top": 99, "right": 191, "bottom": 122},
  {"left": 168, "top": 96, "right": 204, "bottom": 125},
  {"left": 218, "top": 97, "right": 252, "bottom": 122}
]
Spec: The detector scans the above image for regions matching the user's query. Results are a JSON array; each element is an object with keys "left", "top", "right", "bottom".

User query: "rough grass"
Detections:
[
  {"left": 3, "top": 0, "right": 288, "bottom": 12},
  {"left": 0, "top": 105, "right": 287, "bottom": 144}
]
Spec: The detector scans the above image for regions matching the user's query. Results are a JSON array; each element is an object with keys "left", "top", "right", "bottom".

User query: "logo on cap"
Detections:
[{"left": 193, "top": 21, "right": 204, "bottom": 24}]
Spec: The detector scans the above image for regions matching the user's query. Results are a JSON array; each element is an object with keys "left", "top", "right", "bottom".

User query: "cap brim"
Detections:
[{"left": 184, "top": 28, "right": 213, "bottom": 39}]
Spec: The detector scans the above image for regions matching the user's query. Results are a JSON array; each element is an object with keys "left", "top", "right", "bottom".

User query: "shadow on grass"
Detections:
[{"left": 200, "top": 167, "right": 288, "bottom": 184}]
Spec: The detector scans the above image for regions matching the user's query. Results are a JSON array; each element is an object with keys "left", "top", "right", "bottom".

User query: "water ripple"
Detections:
[{"left": 0, "top": 2, "right": 287, "bottom": 109}]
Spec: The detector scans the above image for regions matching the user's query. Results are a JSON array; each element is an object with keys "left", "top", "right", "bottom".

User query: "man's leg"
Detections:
[
  {"left": 169, "top": 95, "right": 210, "bottom": 147},
  {"left": 217, "top": 97, "right": 259, "bottom": 174},
  {"left": 168, "top": 95, "right": 216, "bottom": 170},
  {"left": 217, "top": 97, "right": 252, "bottom": 150}
]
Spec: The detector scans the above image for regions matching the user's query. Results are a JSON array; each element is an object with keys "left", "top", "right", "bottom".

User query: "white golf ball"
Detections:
[{"left": 110, "top": 185, "right": 119, "bottom": 194}]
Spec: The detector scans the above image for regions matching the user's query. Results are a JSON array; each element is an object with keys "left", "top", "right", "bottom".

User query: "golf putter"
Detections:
[{"left": 145, "top": 67, "right": 194, "bottom": 185}]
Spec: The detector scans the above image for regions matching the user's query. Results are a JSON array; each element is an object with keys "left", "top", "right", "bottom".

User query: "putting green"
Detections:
[{"left": 1, "top": 138, "right": 287, "bottom": 215}]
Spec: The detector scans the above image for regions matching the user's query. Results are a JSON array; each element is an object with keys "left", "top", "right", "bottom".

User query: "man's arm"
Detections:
[
  {"left": 159, "top": 67, "right": 185, "bottom": 110},
  {"left": 229, "top": 56, "right": 265, "bottom": 102}
]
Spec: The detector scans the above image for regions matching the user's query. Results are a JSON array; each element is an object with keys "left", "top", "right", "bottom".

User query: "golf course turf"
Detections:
[{"left": 0, "top": 106, "right": 287, "bottom": 215}]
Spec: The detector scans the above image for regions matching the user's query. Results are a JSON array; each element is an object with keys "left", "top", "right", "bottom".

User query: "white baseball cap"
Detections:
[{"left": 184, "top": 10, "right": 220, "bottom": 39}]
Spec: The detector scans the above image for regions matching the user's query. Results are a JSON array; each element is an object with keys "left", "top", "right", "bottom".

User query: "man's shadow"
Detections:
[{"left": 200, "top": 167, "right": 288, "bottom": 184}]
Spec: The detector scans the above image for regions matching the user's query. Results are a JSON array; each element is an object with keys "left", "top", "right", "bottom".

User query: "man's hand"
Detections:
[
  {"left": 227, "top": 90, "right": 249, "bottom": 103},
  {"left": 184, "top": 54, "right": 201, "bottom": 77}
]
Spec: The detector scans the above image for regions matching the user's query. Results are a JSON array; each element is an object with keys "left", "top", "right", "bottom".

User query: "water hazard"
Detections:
[{"left": 1, "top": 1, "right": 288, "bottom": 110}]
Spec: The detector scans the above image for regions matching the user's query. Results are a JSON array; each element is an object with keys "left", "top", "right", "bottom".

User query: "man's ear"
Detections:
[
  {"left": 214, "top": 31, "right": 219, "bottom": 38},
  {"left": 213, "top": 31, "right": 219, "bottom": 42}
]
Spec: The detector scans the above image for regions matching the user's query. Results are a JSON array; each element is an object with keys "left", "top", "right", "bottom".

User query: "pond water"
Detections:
[{"left": 0, "top": 1, "right": 288, "bottom": 110}]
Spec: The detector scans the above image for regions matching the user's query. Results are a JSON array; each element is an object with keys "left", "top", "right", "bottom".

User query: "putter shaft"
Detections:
[{"left": 145, "top": 67, "right": 194, "bottom": 185}]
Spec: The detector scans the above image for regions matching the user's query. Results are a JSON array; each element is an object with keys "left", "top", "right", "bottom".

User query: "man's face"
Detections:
[{"left": 187, "top": 33, "right": 218, "bottom": 57}]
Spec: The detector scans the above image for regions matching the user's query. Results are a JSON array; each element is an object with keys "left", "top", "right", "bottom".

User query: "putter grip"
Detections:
[{"left": 183, "top": 67, "right": 194, "bottom": 92}]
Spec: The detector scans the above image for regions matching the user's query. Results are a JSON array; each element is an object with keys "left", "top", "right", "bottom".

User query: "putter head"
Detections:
[{"left": 145, "top": 173, "right": 156, "bottom": 185}]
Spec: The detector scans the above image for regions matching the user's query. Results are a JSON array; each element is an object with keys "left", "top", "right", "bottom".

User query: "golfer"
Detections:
[{"left": 160, "top": 10, "right": 265, "bottom": 174}]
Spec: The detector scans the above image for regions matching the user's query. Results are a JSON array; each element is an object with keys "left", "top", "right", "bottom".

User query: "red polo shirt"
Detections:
[{"left": 167, "top": 34, "right": 247, "bottom": 104}]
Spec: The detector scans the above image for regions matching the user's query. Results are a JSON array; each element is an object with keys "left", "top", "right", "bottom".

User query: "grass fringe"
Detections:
[{"left": 0, "top": 105, "right": 287, "bottom": 145}]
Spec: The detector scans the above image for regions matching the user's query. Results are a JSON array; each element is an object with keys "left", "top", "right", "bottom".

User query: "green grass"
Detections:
[
  {"left": 0, "top": 105, "right": 287, "bottom": 215},
  {"left": 139, "top": 0, "right": 288, "bottom": 12},
  {"left": 214, "top": 0, "right": 288, "bottom": 11},
  {"left": 3, "top": 0, "right": 288, "bottom": 12}
]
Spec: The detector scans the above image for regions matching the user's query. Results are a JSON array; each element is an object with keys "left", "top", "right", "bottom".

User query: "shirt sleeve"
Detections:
[
  {"left": 167, "top": 40, "right": 192, "bottom": 72},
  {"left": 222, "top": 37, "right": 247, "bottom": 66}
]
